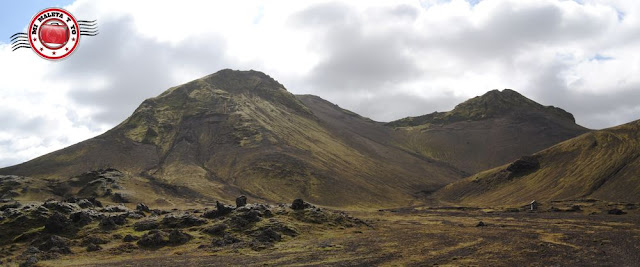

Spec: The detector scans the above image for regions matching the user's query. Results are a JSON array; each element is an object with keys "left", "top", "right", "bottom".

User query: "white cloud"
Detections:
[{"left": 0, "top": 0, "right": 639, "bottom": 167}]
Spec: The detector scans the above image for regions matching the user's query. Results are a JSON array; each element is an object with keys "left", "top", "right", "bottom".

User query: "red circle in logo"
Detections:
[{"left": 28, "top": 8, "right": 80, "bottom": 60}]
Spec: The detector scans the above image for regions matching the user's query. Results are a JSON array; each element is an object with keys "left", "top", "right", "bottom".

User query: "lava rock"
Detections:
[
  {"left": 217, "top": 201, "right": 234, "bottom": 215},
  {"left": 123, "top": 234, "right": 139, "bottom": 242},
  {"left": 236, "top": 195, "right": 247, "bottom": 207},
  {"left": 203, "top": 223, "right": 228, "bottom": 236},
  {"left": 86, "top": 243, "right": 102, "bottom": 252},
  {"left": 100, "top": 214, "right": 127, "bottom": 229},
  {"left": 70, "top": 211, "right": 93, "bottom": 226},
  {"left": 35, "top": 235, "right": 71, "bottom": 254},
  {"left": 254, "top": 228, "right": 282, "bottom": 243},
  {"left": 162, "top": 213, "right": 207, "bottom": 228},
  {"left": 476, "top": 221, "right": 487, "bottom": 227},
  {"left": 43, "top": 201, "right": 78, "bottom": 214},
  {"left": 291, "top": 199, "right": 308, "bottom": 210},
  {"left": 0, "top": 201, "right": 21, "bottom": 211},
  {"left": 211, "top": 234, "right": 241, "bottom": 247},
  {"left": 44, "top": 212, "right": 70, "bottom": 233},
  {"left": 136, "top": 203, "right": 151, "bottom": 213},
  {"left": 101, "top": 205, "right": 129, "bottom": 213},
  {"left": 168, "top": 229, "right": 192, "bottom": 245},
  {"left": 137, "top": 230, "right": 169, "bottom": 248},
  {"left": 134, "top": 219, "right": 159, "bottom": 231},
  {"left": 608, "top": 208, "right": 627, "bottom": 215},
  {"left": 76, "top": 199, "right": 94, "bottom": 209}
]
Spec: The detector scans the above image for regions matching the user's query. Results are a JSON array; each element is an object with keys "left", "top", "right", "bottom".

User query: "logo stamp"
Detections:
[{"left": 10, "top": 8, "right": 98, "bottom": 60}]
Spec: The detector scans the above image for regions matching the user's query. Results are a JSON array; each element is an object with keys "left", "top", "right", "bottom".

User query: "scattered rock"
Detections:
[
  {"left": 236, "top": 195, "right": 247, "bottom": 207},
  {"left": 101, "top": 205, "right": 129, "bottom": 213},
  {"left": 0, "top": 201, "right": 21, "bottom": 211},
  {"left": 76, "top": 199, "right": 94, "bottom": 209},
  {"left": 253, "top": 227, "right": 282, "bottom": 243},
  {"left": 168, "top": 229, "right": 192, "bottom": 245},
  {"left": 136, "top": 203, "right": 151, "bottom": 213},
  {"left": 86, "top": 243, "right": 102, "bottom": 252},
  {"left": 203, "top": 202, "right": 234, "bottom": 219},
  {"left": 211, "top": 234, "right": 241, "bottom": 247},
  {"left": 100, "top": 214, "right": 127, "bottom": 229},
  {"left": 162, "top": 213, "right": 207, "bottom": 228},
  {"left": 19, "top": 255, "right": 38, "bottom": 267},
  {"left": 35, "top": 235, "right": 71, "bottom": 254},
  {"left": 203, "top": 223, "right": 228, "bottom": 236},
  {"left": 134, "top": 219, "right": 159, "bottom": 231},
  {"left": 81, "top": 236, "right": 109, "bottom": 246},
  {"left": 291, "top": 199, "right": 306, "bottom": 210},
  {"left": 608, "top": 208, "right": 627, "bottom": 215},
  {"left": 70, "top": 211, "right": 93, "bottom": 226},
  {"left": 137, "top": 230, "right": 169, "bottom": 248},
  {"left": 476, "top": 221, "right": 487, "bottom": 227},
  {"left": 44, "top": 212, "right": 70, "bottom": 233},
  {"left": 123, "top": 234, "right": 139, "bottom": 242},
  {"left": 43, "top": 200, "right": 78, "bottom": 214}
]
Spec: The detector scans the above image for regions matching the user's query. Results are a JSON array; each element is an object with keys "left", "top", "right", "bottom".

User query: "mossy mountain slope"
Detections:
[
  {"left": 435, "top": 119, "right": 640, "bottom": 206},
  {"left": 0, "top": 69, "right": 463, "bottom": 207},
  {"left": 388, "top": 89, "right": 589, "bottom": 174}
]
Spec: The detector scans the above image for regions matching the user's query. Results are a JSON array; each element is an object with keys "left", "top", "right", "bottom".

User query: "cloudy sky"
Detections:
[{"left": 0, "top": 0, "right": 639, "bottom": 167}]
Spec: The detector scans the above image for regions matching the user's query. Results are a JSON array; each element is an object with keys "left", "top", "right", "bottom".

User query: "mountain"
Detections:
[
  {"left": 387, "top": 89, "right": 589, "bottom": 174},
  {"left": 435, "top": 119, "right": 640, "bottom": 206},
  {"left": 0, "top": 69, "right": 463, "bottom": 207}
]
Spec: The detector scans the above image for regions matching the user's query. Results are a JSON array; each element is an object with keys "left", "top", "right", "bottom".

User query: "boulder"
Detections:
[
  {"left": 76, "top": 199, "right": 94, "bottom": 209},
  {"left": 137, "top": 230, "right": 169, "bottom": 247},
  {"left": 211, "top": 234, "right": 241, "bottom": 247},
  {"left": 123, "top": 234, "right": 139, "bottom": 242},
  {"left": 44, "top": 212, "right": 70, "bottom": 233},
  {"left": 291, "top": 199, "right": 308, "bottom": 210},
  {"left": 608, "top": 208, "right": 627, "bottom": 215},
  {"left": 35, "top": 235, "right": 71, "bottom": 254},
  {"left": 134, "top": 220, "right": 159, "bottom": 231},
  {"left": 476, "top": 221, "right": 487, "bottom": 227},
  {"left": 168, "top": 229, "right": 192, "bottom": 245},
  {"left": 203, "top": 223, "right": 228, "bottom": 236},
  {"left": 236, "top": 196, "right": 247, "bottom": 208},
  {"left": 70, "top": 211, "right": 93, "bottom": 226},
  {"left": 86, "top": 243, "right": 102, "bottom": 252},
  {"left": 0, "top": 201, "right": 21, "bottom": 211},
  {"left": 254, "top": 228, "right": 282, "bottom": 243},
  {"left": 43, "top": 201, "right": 78, "bottom": 214},
  {"left": 136, "top": 203, "right": 151, "bottom": 213},
  {"left": 162, "top": 213, "right": 207, "bottom": 228}
]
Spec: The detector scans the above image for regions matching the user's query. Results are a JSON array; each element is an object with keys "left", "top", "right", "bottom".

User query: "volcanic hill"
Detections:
[
  {"left": 388, "top": 89, "right": 589, "bottom": 174},
  {"left": 0, "top": 70, "right": 463, "bottom": 208}
]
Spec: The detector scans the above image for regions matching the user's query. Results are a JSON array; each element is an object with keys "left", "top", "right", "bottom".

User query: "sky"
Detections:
[{"left": 0, "top": 0, "right": 639, "bottom": 167}]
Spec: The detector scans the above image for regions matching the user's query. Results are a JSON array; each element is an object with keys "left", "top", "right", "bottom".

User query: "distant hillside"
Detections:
[
  {"left": 388, "top": 89, "right": 589, "bottom": 174},
  {"left": 0, "top": 69, "right": 463, "bottom": 208},
  {"left": 435, "top": 119, "right": 640, "bottom": 206}
]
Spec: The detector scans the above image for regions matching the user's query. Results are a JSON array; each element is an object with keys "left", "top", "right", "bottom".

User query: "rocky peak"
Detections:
[{"left": 388, "top": 89, "right": 577, "bottom": 127}]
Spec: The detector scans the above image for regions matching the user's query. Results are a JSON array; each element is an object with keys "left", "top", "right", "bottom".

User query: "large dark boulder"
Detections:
[
  {"left": 162, "top": 213, "right": 207, "bottom": 228},
  {"left": 44, "top": 212, "right": 70, "bottom": 233},
  {"left": 291, "top": 199, "right": 309, "bottom": 210},
  {"left": 608, "top": 208, "right": 627, "bottom": 215},
  {"left": 137, "top": 230, "right": 169, "bottom": 248},
  {"left": 70, "top": 211, "right": 93, "bottom": 226},
  {"left": 203, "top": 223, "right": 228, "bottom": 236},
  {"left": 35, "top": 235, "right": 71, "bottom": 254},
  {"left": 134, "top": 219, "right": 159, "bottom": 231},
  {"left": 236, "top": 196, "right": 247, "bottom": 207},
  {"left": 136, "top": 203, "right": 151, "bottom": 213}
]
